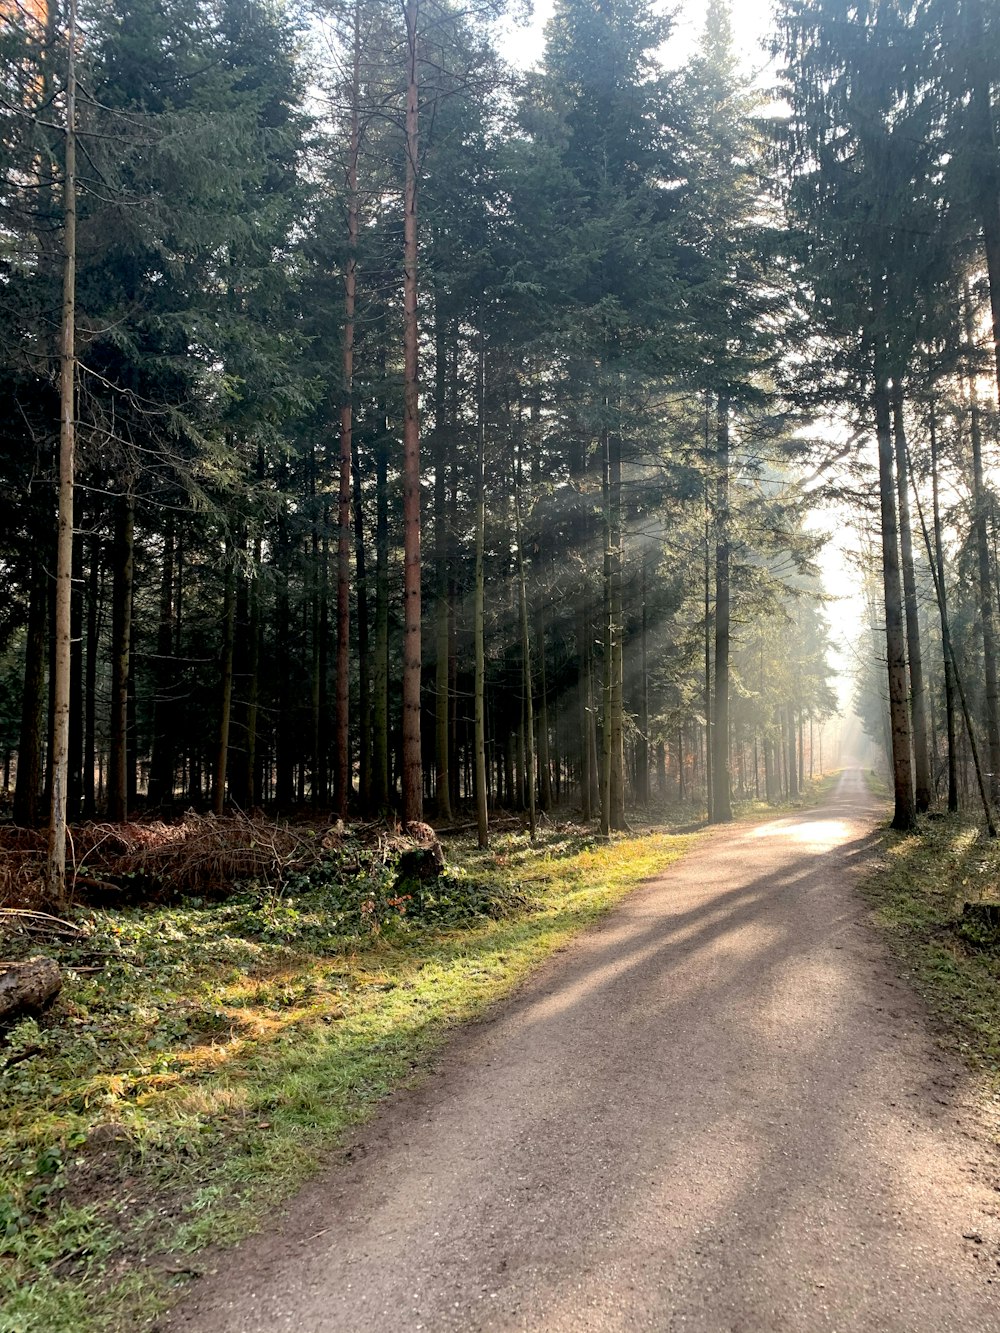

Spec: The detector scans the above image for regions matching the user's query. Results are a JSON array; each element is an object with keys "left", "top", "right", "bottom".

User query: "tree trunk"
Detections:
[
  {"left": 514, "top": 470, "right": 536, "bottom": 839},
  {"left": 473, "top": 329, "right": 488, "bottom": 848},
  {"left": 609, "top": 420, "right": 625, "bottom": 830},
  {"left": 148, "top": 512, "right": 176, "bottom": 810},
  {"left": 275, "top": 502, "right": 294, "bottom": 809},
  {"left": 372, "top": 394, "right": 391, "bottom": 811},
  {"left": 401, "top": 0, "right": 423, "bottom": 823},
  {"left": 213, "top": 550, "right": 236, "bottom": 817},
  {"left": 46, "top": 0, "right": 76, "bottom": 904},
  {"left": 891, "top": 386, "right": 931, "bottom": 812},
  {"left": 600, "top": 428, "right": 613, "bottom": 838},
  {"left": 636, "top": 554, "right": 649, "bottom": 806},
  {"left": 703, "top": 463, "right": 714, "bottom": 820},
  {"left": 929, "top": 403, "right": 958, "bottom": 813},
  {"left": 574, "top": 608, "right": 589, "bottom": 820},
  {"left": 334, "top": 8, "right": 359, "bottom": 818},
  {"left": 711, "top": 391, "right": 732, "bottom": 822},
  {"left": 82, "top": 533, "right": 99, "bottom": 818},
  {"left": 874, "top": 369, "right": 916, "bottom": 830},
  {"left": 352, "top": 428, "right": 371, "bottom": 815},
  {"left": 433, "top": 303, "right": 452, "bottom": 820},
  {"left": 535, "top": 602, "right": 552, "bottom": 811},
  {"left": 67, "top": 524, "right": 83, "bottom": 822},
  {"left": 107, "top": 489, "right": 134, "bottom": 823}
]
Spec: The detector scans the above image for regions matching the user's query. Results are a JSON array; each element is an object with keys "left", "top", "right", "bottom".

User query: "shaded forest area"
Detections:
[{"left": 1, "top": 0, "right": 999, "bottom": 905}]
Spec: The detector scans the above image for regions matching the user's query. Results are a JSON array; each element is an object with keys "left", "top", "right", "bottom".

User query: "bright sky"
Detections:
[
  {"left": 501, "top": 0, "right": 868, "bottom": 715},
  {"left": 499, "top": 0, "right": 779, "bottom": 75}
]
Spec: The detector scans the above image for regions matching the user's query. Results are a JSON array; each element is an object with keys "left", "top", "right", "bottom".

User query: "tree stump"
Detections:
[
  {"left": 962, "top": 901, "right": 1000, "bottom": 930},
  {"left": 0, "top": 956, "right": 62, "bottom": 1022}
]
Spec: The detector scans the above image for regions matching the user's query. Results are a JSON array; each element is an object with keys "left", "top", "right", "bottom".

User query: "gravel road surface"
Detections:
[{"left": 163, "top": 768, "right": 1000, "bottom": 1332}]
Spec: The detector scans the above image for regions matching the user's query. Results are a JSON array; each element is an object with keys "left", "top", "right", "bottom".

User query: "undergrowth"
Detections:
[
  {"left": 859, "top": 812, "right": 1000, "bottom": 1084},
  {"left": 0, "top": 822, "right": 693, "bottom": 1333}
]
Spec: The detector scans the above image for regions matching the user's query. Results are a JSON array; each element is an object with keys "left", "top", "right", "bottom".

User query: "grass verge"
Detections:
[
  {"left": 858, "top": 812, "right": 1000, "bottom": 1090},
  {"left": 1, "top": 822, "right": 694, "bottom": 1333}
]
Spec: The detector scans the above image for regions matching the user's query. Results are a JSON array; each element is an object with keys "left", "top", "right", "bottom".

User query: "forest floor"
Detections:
[
  {"left": 3, "top": 799, "right": 732, "bottom": 1333},
  {"left": 11, "top": 770, "right": 997, "bottom": 1332},
  {"left": 155, "top": 768, "right": 1000, "bottom": 1333}
]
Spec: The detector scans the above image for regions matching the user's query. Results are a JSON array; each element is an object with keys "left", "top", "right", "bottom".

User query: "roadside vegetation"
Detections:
[
  {"left": 859, "top": 814, "right": 1000, "bottom": 1086},
  {"left": 1, "top": 820, "right": 695, "bottom": 1333}
]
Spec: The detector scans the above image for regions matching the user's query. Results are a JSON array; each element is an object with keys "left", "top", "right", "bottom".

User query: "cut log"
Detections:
[{"left": 0, "top": 956, "right": 62, "bottom": 1022}]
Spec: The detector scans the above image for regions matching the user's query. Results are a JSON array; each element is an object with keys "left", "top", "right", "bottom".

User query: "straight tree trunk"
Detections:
[
  {"left": 433, "top": 303, "right": 451, "bottom": 819},
  {"left": 600, "top": 428, "right": 613, "bottom": 838},
  {"left": 213, "top": 551, "right": 236, "bottom": 817},
  {"left": 514, "top": 471, "right": 536, "bottom": 839},
  {"left": 46, "top": 0, "right": 77, "bottom": 903},
  {"left": 473, "top": 329, "right": 488, "bottom": 848},
  {"left": 874, "top": 368, "right": 916, "bottom": 831},
  {"left": 107, "top": 488, "right": 134, "bottom": 823},
  {"left": 703, "top": 466, "right": 713, "bottom": 820},
  {"left": 67, "top": 524, "right": 83, "bottom": 822},
  {"left": 82, "top": 534, "right": 99, "bottom": 818},
  {"left": 535, "top": 602, "right": 552, "bottom": 811},
  {"left": 635, "top": 554, "right": 649, "bottom": 806},
  {"left": 400, "top": 0, "right": 423, "bottom": 824},
  {"left": 148, "top": 512, "right": 176, "bottom": 809},
  {"left": 274, "top": 503, "right": 294, "bottom": 809},
  {"left": 929, "top": 402, "right": 958, "bottom": 813},
  {"left": 711, "top": 391, "right": 732, "bottom": 822},
  {"left": 609, "top": 420, "right": 625, "bottom": 830},
  {"left": 334, "top": 7, "right": 360, "bottom": 818},
  {"left": 352, "top": 429, "right": 371, "bottom": 814},
  {"left": 578, "top": 607, "right": 592, "bottom": 820},
  {"left": 891, "top": 386, "right": 931, "bottom": 812},
  {"left": 372, "top": 410, "right": 391, "bottom": 810}
]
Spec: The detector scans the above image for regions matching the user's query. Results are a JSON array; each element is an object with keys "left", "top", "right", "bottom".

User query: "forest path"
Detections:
[{"left": 163, "top": 769, "right": 1000, "bottom": 1332}]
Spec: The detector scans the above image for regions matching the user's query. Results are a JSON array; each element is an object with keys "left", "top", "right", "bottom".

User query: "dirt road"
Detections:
[{"left": 164, "top": 769, "right": 1000, "bottom": 1331}]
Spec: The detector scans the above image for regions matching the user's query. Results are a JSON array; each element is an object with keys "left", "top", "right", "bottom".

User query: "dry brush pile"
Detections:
[{"left": 0, "top": 813, "right": 443, "bottom": 910}]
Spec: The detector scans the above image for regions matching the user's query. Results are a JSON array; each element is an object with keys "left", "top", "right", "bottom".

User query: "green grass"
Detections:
[
  {"left": 858, "top": 812, "right": 1000, "bottom": 1088},
  {"left": 1, "top": 822, "right": 695, "bottom": 1333}
]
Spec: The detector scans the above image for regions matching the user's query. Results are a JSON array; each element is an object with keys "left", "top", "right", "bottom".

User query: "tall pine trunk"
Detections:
[
  {"left": 514, "top": 459, "right": 536, "bottom": 839},
  {"left": 352, "top": 430, "right": 371, "bottom": 814},
  {"left": 891, "top": 386, "right": 931, "bottom": 812},
  {"left": 46, "top": 0, "right": 76, "bottom": 902},
  {"left": 711, "top": 391, "right": 732, "bottom": 822},
  {"left": 400, "top": 0, "right": 423, "bottom": 823},
  {"left": 334, "top": 4, "right": 360, "bottom": 818},
  {"left": 473, "top": 330, "right": 488, "bottom": 847},
  {"left": 433, "top": 305, "right": 451, "bottom": 819},
  {"left": 107, "top": 489, "right": 134, "bottom": 822},
  {"left": 213, "top": 549, "right": 236, "bottom": 817},
  {"left": 148, "top": 513, "right": 176, "bottom": 810},
  {"left": 874, "top": 367, "right": 916, "bottom": 830}
]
